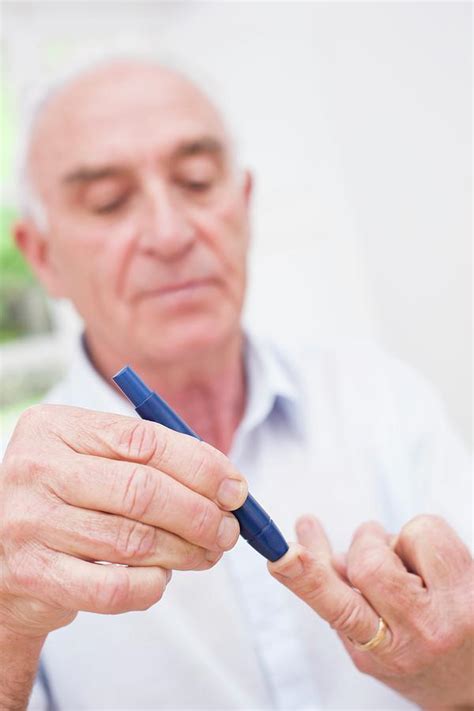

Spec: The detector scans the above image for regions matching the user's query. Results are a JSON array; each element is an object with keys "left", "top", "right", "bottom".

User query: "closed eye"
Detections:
[
  {"left": 92, "top": 196, "right": 129, "bottom": 214},
  {"left": 182, "top": 180, "right": 213, "bottom": 192}
]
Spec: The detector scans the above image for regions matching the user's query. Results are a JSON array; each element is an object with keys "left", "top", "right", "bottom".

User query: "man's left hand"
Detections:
[{"left": 268, "top": 514, "right": 473, "bottom": 709}]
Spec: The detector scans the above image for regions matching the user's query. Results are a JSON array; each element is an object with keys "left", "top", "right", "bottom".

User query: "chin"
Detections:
[{"left": 140, "top": 310, "right": 242, "bottom": 365}]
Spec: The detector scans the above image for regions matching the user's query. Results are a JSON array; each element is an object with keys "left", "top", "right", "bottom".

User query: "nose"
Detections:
[{"left": 138, "top": 182, "right": 196, "bottom": 260}]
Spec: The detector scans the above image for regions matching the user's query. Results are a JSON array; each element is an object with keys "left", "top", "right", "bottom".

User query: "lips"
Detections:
[
  {"left": 138, "top": 277, "right": 217, "bottom": 302},
  {"left": 156, "top": 278, "right": 214, "bottom": 296}
]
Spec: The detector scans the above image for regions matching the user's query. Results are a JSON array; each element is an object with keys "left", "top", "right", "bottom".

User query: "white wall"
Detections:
[{"left": 2, "top": 1, "right": 471, "bottom": 444}]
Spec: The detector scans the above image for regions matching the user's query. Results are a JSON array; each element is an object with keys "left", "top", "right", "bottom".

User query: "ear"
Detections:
[{"left": 14, "top": 220, "right": 67, "bottom": 298}]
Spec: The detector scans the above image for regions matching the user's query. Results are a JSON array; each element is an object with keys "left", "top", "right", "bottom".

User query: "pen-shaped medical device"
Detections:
[{"left": 113, "top": 366, "right": 289, "bottom": 562}]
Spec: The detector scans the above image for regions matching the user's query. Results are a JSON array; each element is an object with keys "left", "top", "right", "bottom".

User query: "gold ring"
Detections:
[{"left": 349, "top": 617, "right": 388, "bottom": 652}]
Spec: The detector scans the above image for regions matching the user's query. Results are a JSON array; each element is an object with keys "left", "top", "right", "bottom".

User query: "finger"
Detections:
[
  {"left": 346, "top": 521, "right": 426, "bottom": 626},
  {"left": 269, "top": 540, "right": 382, "bottom": 648},
  {"left": 11, "top": 548, "right": 171, "bottom": 615},
  {"left": 298, "top": 517, "right": 350, "bottom": 582},
  {"left": 40, "top": 503, "right": 223, "bottom": 571},
  {"left": 394, "top": 515, "right": 473, "bottom": 589},
  {"left": 50, "top": 453, "right": 240, "bottom": 552},
  {"left": 296, "top": 515, "right": 332, "bottom": 555},
  {"left": 331, "top": 553, "right": 348, "bottom": 581},
  {"left": 49, "top": 407, "right": 247, "bottom": 510}
]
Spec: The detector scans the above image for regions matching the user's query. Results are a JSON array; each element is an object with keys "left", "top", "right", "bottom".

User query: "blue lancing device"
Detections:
[{"left": 113, "top": 366, "right": 289, "bottom": 562}]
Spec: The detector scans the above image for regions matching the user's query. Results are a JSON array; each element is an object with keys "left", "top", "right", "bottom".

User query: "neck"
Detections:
[{"left": 84, "top": 331, "right": 246, "bottom": 454}]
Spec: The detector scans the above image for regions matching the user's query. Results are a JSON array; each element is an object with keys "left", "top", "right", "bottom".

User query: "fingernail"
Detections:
[
  {"left": 296, "top": 518, "right": 315, "bottom": 536},
  {"left": 166, "top": 569, "right": 172, "bottom": 583},
  {"left": 217, "top": 478, "right": 246, "bottom": 508},
  {"left": 278, "top": 556, "right": 304, "bottom": 579},
  {"left": 217, "top": 515, "right": 239, "bottom": 549}
]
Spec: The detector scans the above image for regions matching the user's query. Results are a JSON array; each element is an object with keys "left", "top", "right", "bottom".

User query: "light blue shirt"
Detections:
[{"left": 29, "top": 334, "right": 471, "bottom": 710}]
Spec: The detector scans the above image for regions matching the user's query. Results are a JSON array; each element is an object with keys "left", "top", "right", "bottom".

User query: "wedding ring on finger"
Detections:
[{"left": 348, "top": 616, "right": 388, "bottom": 652}]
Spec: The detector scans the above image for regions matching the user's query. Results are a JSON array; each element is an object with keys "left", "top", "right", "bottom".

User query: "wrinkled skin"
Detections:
[
  {"left": 0, "top": 405, "right": 247, "bottom": 638},
  {"left": 2, "top": 60, "right": 252, "bottom": 708},
  {"left": 270, "top": 515, "right": 474, "bottom": 709}
]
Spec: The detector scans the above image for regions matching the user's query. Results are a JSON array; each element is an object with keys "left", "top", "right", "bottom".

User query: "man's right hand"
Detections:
[{"left": 0, "top": 404, "right": 247, "bottom": 639}]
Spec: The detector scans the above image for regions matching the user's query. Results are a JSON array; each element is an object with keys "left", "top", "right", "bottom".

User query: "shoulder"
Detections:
[
  {"left": 274, "top": 336, "right": 435, "bottom": 397},
  {"left": 270, "top": 337, "right": 451, "bottom": 439}
]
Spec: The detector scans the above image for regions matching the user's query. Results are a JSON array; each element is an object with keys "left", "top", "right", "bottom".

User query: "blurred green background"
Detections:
[{"left": 0, "top": 77, "right": 55, "bottom": 435}]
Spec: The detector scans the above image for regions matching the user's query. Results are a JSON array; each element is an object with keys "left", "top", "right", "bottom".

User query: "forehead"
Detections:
[{"left": 30, "top": 64, "right": 230, "bottom": 187}]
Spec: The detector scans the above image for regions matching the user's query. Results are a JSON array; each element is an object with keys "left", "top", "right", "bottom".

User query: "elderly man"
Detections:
[{"left": 0, "top": 58, "right": 472, "bottom": 710}]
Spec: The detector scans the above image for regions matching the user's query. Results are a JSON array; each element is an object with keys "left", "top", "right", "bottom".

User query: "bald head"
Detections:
[
  {"left": 14, "top": 54, "right": 251, "bottom": 368},
  {"left": 21, "top": 58, "right": 234, "bottom": 227}
]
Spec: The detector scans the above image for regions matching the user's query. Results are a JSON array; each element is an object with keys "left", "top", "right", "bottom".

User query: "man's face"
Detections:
[{"left": 23, "top": 64, "right": 251, "bottom": 367}]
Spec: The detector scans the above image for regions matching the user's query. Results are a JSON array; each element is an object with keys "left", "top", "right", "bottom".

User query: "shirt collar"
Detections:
[
  {"left": 62, "top": 331, "right": 304, "bottom": 441},
  {"left": 234, "top": 332, "right": 304, "bottom": 446},
  {"left": 56, "top": 335, "right": 132, "bottom": 415}
]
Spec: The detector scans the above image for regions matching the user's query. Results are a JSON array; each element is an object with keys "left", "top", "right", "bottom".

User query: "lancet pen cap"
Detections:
[{"left": 113, "top": 366, "right": 152, "bottom": 408}]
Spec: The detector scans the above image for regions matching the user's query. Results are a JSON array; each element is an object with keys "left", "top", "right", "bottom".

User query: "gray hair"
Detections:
[{"left": 16, "top": 52, "right": 238, "bottom": 232}]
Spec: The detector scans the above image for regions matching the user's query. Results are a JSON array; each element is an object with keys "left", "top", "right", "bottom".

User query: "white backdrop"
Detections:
[{"left": 2, "top": 1, "right": 472, "bottom": 444}]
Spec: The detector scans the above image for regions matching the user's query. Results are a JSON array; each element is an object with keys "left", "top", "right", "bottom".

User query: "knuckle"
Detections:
[
  {"left": 400, "top": 514, "right": 441, "bottom": 542},
  {"left": 12, "top": 405, "right": 57, "bottom": 442},
  {"left": 4, "top": 407, "right": 48, "bottom": 464},
  {"left": 121, "top": 465, "right": 158, "bottom": 520},
  {"left": 349, "top": 549, "right": 386, "bottom": 590},
  {"left": 148, "top": 425, "right": 170, "bottom": 466},
  {"left": 189, "top": 500, "right": 217, "bottom": 544},
  {"left": 94, "top": 567, "right": 131, "bottom": 613},
  {"left": 2, "top": 450, "right": 46, "bottom": 485},
  {"left": 328, "top": 599, "right": 364, "bottom": 636},
  {"left": 116, "top": 420, "right": 159, "bottom": 463},
  {"left": 187, "top": 441, "right": 216, "bottom": 490},
  {"left": 113, "top": 518, "right": 156, "bottom": 561},
  {"left": 16, "top": 404, "right": 48, "bottom": 429},
  {"left": 293, "top": 557, "right": 329, "bottom": 600}
]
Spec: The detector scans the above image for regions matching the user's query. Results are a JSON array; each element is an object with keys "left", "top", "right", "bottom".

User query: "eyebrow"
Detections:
[
  {"left": 61, "top": 137, "right": 225, "bottom": 186},
  {"left": 172, "top": 137, "right": 224, "bottom": 160},
  {"left": 62, "top": 166, "right": 127, "bottom": 185}
]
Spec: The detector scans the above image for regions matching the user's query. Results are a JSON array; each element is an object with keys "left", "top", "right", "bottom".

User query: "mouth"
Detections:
[
  {"left": 139, "top": 277, "right": 217, "bottom": 304},
  {"left": 157, "top": 278, "right": 214, "bottom": 296}
]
